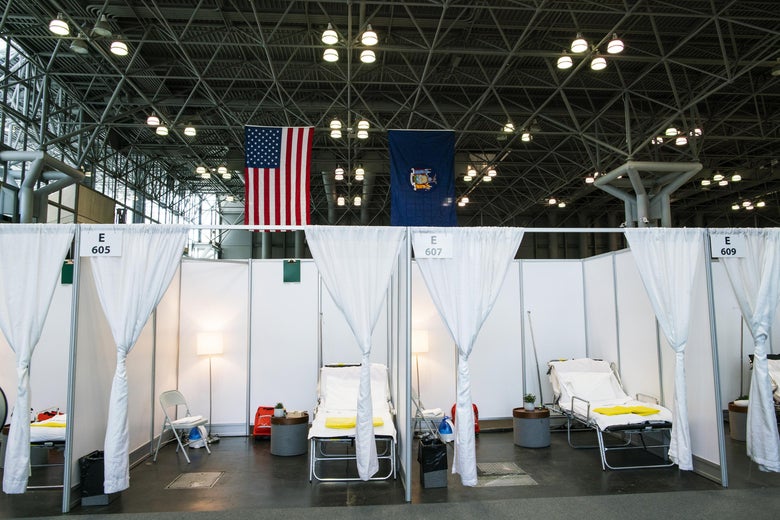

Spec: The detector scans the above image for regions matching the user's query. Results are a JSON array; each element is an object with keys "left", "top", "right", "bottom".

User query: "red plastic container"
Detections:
[
  {"left": 450, "top": 403, "right": 479, "bottom": 434},
  {"left": 253, "top": 406, "right": 274, "bottom": 438}
]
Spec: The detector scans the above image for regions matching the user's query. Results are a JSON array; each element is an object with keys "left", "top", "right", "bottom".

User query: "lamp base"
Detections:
[{"left": 207, "top": 434, "right": 220, "bottom": 444}]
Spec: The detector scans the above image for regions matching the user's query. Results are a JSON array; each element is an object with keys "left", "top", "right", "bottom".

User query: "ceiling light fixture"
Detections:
[
  {"left": 651, "top": 136, "right": 663, "bottom": 145},
  {"left": 323, "top": 48, "right": 339, "bottom": 62},
  {"left": 357, "top": 119, "right": 370, "bottom": 130},
  {"left": 330, "top": 129, "right": 342, "bottom": 138},
  {"left": 718, "top": 179, "right": 729, "bottom": 186},
  {"left": 201, "top": 171, "right": 211, "bottom": 179},
  {"left": 70, "top": 37, "right": 89, "bottom": 54},
  {"left": 732, "top": 204, "right": 740, "bottom": 211},
  {"left": 571, "top": 33, "right": 588, "bottom": 53},
  {"left": 701, "top": 179, "right": 711, "bottom": 186},
  {"left": 155, "top": 126, "right": 168, "bottom": 136},
  {"left": 146, "top": 114, "right": 160, "bottom": 126},
  {"left": 329, "top": 118, "right": 342, "bottom": 130},
  {"left": 467, "top": 165, "right": 477, "bottom": 177},
  {"left": 585, "top": 176, "right": 595, "bottom": 184},
  {"left": 226, "top": 195, "right": 234, "bottom": 202},
  {"left": 322, "top": 23, "right": 338, "bottom": 45},
  {"left": 590, "top": 54, "right": 607, "bottom": 71},
  {"left": 482, "top": 175, "right": 492, "bottom": 182},
  {"left": 217, "top": 165, "right": 228, "bottom": 175},
  {"left": 461, "top": 196, "right": 469, "bottom": 203},
  {"left": 458, "top": 200, "right": 466, "bottom": 207},
  {"left": 557, "top": 51, "right": 573, "bottom": 69},
  {"left": 361, "top": 24, "right": 378, "bottom": 46},
  {"left": 712, "top": 173, "right": 724, "bottom": 181},
  {"left": 675, "top": 136, "right": 688, "bottom": 146},
  {"left": 690, "top": 127, "right": 703, "bottom": 137},
  {"left": 503, "top": 121, "right": 515, "bottom": 133},
  {"left": 742, "top": 200, "right": 752, "bottom": 207},
  {"left": 521, "top": 131, "right": 532, "bottom": 142},
  {"left": 548, "top": 197, "right": 557, "bottom": 205},
  {"left": 334, "top": 166, "right": 344, "bottom": 180},
  {"left": 558, "top": 201, "right": 567, "bottom": 208},
  {"left": 184, "top": 125, "right": 196, "bottom": 137},
  {"left": 49, "top": 14, "right": 70, "bottom": 36},
  {"left": 92, "top": 14, "right": 112, "bottom": 38},
  {"left": 355, "top": 166, "right": 365, "bottom": 181},
  {"left": 731, "top": 173, "right": 742, "bottom": 182},
  {"left": 360, "top": 49, "right": 376, "bottom": 64},
  {"left": 110, "top": 39, "right": 129, "bottom": 56},
  {"left": 607, "top": 33, "right": 624, "bottom": 54},
  {"left": 353, "top": 195, "right": 362, "bottom": 206},
  {"left": 336, "top": 195, "right": 345, "bottom": 206},
  {"left": 487, "top": 167, "right": 497, "bottom": 177},
  {"left": 196, "top": 166, "right": 206, "bottom": 175},
  {"left": 463, "top": 174, "right": 473, "bottom": 182},
  {"left": 356, "top": 129, "right": 369, "bottom": 139},
  {"left": 664, "top": 127, "right": 678, "bottom": 137},
  {"left": 757, "top": 201, "right": 766, "bottom": 207}
]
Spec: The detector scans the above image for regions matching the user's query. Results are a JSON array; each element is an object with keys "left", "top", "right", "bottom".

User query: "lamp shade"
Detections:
[
  {"left": 361, "top": 24, "right": 378, "bottom": 46},
  {"left": 557, "top": 54, "right": 573, "bottom": 69},
  {"left": 571, "top": 33, "right": 588, "bottom": 53},
  {"left": 197, "top": 332, "right": 224, "bottom": 356},
  {"left": 110, "top": 40, "right": 129, "bottom": 56},
  {"left": 49, "top": 15, "right": 70, "bottom": 36},
  {"left": 412, "top": 330, "right": 429, "bottom": 353}
]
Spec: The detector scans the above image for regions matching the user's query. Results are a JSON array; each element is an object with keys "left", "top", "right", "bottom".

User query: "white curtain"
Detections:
[
  {"left": 713, "top": 228, "right": 780, "bottom": 471},
  {"left": 86, "top": 224, "right": 188, "bottom": 493},
  {"left": 305, "top": 225, "right": 405, "bottom": 480},
  {"left": 0, "top": 224, "right": 75, "bottom": 494},
  {"left": 624, "top": 228, "right": 705, "bottom": 471},
  {"left": 412, "top": 227, "right": 524, "bottom": 486}
]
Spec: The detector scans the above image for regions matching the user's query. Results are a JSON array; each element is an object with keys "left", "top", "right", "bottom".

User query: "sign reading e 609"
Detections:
[
  {"left": 710, "top": 233, "right": 746, "bottom": 258},
  {"left": 80, "top": 229, "right": 123, "bottom": 257}
]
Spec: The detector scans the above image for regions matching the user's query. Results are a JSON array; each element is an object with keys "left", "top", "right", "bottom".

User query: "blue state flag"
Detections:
[{"left": 389, "top": 130, "right": 456, "bottom": 226}]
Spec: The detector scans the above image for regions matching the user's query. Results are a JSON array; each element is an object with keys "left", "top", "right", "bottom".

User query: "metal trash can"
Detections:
[
  {"left": 270, "top": 413, "right": 309, "bottom": 456},
  {"left": 513, "top": 407, "right": 551, "bottom": 448},
  {"left": 417, "top": 436, "right": 447, "bottom": 488}
]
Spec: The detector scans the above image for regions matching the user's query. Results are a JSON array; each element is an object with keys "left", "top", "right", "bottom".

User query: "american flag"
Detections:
[{"left": 244, "top": 126, "right": 314, "bottom": 226}]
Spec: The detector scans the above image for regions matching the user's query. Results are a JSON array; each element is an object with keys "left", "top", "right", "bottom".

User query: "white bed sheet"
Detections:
[
  {"left": 550, "top": 359, "right": 673, "bottom": 431},
  {"left": 29, "top": 413, "right": 66, "bottom": 443},
  {"left": 308, "top": 363, "right": 396, "bottom": 440}
]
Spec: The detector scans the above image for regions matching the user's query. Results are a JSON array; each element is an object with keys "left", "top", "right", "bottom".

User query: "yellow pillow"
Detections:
[
  {"left": 592, "top": 406, "right": 632, "bottom": 416},
  {"left": 325, "top": 417, "right": 384, "bottom": 429}
]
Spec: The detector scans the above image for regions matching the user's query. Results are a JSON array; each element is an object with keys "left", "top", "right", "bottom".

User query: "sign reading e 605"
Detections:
[{"left": 80, "top": 230, "right": 123, "bottom": 257}]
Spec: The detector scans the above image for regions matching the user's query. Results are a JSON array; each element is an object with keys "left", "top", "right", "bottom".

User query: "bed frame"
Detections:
[
  {"left": 549, "top": 359, "right": 674, "bottom": 471},
  {"left": 307, "top": 363, "right": 397, "bottom": 482}
]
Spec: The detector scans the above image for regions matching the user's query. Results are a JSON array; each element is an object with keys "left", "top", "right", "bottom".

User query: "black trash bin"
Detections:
[
  {"left": 80, "top": 450, "right": 104, "bottom": 497},
  {"left": 417, "top": 436, "right": 447, "bottom": 488},
  {"left": 79, "top": 450, "right": 117, "bottom": 506}
]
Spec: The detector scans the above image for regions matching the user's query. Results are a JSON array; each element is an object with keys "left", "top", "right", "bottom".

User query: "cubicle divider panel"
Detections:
[
  {"left": 250, "top": 260, "right": 318, "bottom": 423},
  {"left": 179, "top": 259, "right": 249, "bottom": 437},
  {"left": 582, "top": 253, "right": 619, "bottom": 364}
]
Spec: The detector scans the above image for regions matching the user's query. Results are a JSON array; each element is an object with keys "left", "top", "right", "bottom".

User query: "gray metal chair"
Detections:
[{"left": 153, "top": 390, "right": 210, "bottom": 463}]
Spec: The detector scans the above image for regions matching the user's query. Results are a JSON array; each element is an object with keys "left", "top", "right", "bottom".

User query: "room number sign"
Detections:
[
  {"left": 709, "top": 233, "right": 746, "bottom": 258},
  {"left": 79, "top": 229, "right": 123, "bottom": 257},
  {"left": 412, "top": 233, "right": 453, "bottom": 258}
]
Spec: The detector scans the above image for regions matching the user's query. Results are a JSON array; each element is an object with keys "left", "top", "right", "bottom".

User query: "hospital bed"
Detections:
[
  {"left": 308, "top": 363, "right": 396, "bottom": 482},
  {"left": 548, "top": 358, "right": 674, "bottom": 470}
]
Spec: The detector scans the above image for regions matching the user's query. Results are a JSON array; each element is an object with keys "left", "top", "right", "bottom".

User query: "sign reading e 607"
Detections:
[
  {"left": 80, "top": 229, "right": 123, "bottom": 257},
  {"left": 412, "top": 233, "right": 453, "bottom": 258}
]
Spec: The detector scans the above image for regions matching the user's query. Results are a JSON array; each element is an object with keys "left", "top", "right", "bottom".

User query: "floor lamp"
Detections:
[{"left": 197, "top": 332, "right": 223, "bottom": 443}]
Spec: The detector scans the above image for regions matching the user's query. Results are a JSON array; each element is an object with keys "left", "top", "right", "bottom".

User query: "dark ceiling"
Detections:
[{"left": 2, "top": 1, "right": 779, "bottom": 227}]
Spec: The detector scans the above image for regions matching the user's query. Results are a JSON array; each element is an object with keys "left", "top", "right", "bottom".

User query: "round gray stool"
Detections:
[
  {"left": 513, "top": 407, "right": 551, "bottom": 448},
  {"left": 270, "top": 413, "right": 309, "bottom": 456}
]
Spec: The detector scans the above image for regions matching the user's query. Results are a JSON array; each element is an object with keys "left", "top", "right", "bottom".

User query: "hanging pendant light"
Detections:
[
  {"left": 184, "top": 125, "right": 196, "bottom": 137},
  {"left": 557, "top": 52, "right": 573, "bottom": 69},
  {"left": 49, "top": 14, "right": 70, "bottom": 36},
  {"left": 353, "top": 196, "right": 362, "bottom": 206},
  {"left": 357, "top": 119, "right": 370, "bottom": 130},
  {"left": 330, "top": 129, "right": 342, "bottom": 139},
  {"left": 329, "top": 118, "right": 342, "bottom": 130},
  {"left": 146, "top": 114, "right": 160, "bottom": 126},
  {"left": 607, "top": 33, "right": 624, "bottom": 54},
  {"left": 360, "top": 49, "right": 376, "bottom": 64},
  {"left": 571, "top": 33, "right": 588, "bottom": 53},
  {"left": 502, "top": 121, "right": 515, "bottom": 133},
  {"left": 196, "top": 166, "right": 206, "bottom": 175},
  {"left": 334, "top": 166, "right": 344, "bottom": 180},
  {"left": 487, "top": 167, "right": 497, "bottom": 177},
  {"left": 323, "top": 48, "right": 339, "bottom": 62},
  {"left": 356, "top": 129, "right": 369, "bottom": 139},
  {"left": 590, "top": 54, "right": 607, "bottom": 71},
  {"left": 70, "top": 37, "right": 89, "bottom": 55},
  {"left": 92, "top": 14, "right": 112, "bottom": 38},
  {"left": 110, "top": 39, "right": 129, "bottom": 56},
  {"left": 355, "top": 166, "right": 365, "bottom": 181},
  {"left": 321, "top": 23, "right": 338, "bottom": 45},
  {"left": 361, "top": 24, "right": 378, "bottom": 46},
  {"left": 155, "top": 126, "right": 168, "bottom": 136},
  {"left": 336, "top": 196, "right": 345, "bottom": 206}
]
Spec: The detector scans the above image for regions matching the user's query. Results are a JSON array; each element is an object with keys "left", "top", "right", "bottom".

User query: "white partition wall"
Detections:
[
  {"left": 250, "top": 260, "right": 319, "bottom": 418},
  {"left": 0, "top": 281, "right": 72, "bottom": 420},
  {"left": 178, "top": 259, "right": 249, "bottom": 436},
  {"left": 613, "top": 250, "right": 663, "bottom": 400},
  {"left": 153, "top": 270, "right": 182, "bottom": 446},
  {"left": 521, "top": 260, "right": 587, "bottom": 405},
  {"left": 583, "top": 254, "right": 619, "bottom": 363},
  {"left": 470, "top": 262, "right": 523, "bottom": 419}
]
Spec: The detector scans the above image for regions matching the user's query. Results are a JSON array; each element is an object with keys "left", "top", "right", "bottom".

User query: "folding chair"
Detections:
[{"left": 153, "top": 390, "right": 210, "bottom": 463}]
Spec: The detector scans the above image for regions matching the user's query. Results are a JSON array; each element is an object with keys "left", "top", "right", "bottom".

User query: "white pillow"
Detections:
[{"left": 558, "top": 371, "right": 623, "bottom": 402}]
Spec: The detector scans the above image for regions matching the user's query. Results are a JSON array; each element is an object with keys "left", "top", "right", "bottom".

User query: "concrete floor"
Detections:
[{"left": 2, "top": 420, "right": 780, "bottom": 518}]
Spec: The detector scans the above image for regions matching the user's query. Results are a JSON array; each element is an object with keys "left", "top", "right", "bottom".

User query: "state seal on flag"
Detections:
[{"left": 410, "top": 167, "right": 437, "bottom": 191}]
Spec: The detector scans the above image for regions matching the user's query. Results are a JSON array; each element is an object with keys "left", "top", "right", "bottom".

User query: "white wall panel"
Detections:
[
  {"left": 522, "top": 260, "right": 587, "bottom": 406},
  {"left": 614, "top": 250, "right": 662, "bottom": 400},
  {"left": 470, "top": 262, "right": 523, "bottom": 419},
  {"left": 153, "top": 269, "right": 181, "bottom": 444},
  {"left": 179, "top": 259, "right": 249, "bottom": 435},
  {"left": 0, "top": 281, "right": 72, "bottom": 416},
  {"left": 250, "top": 260, "right": 318, "bottom": 418},
  {"left": 583, "top": 254, "right": 619, "bottom": 363}
]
